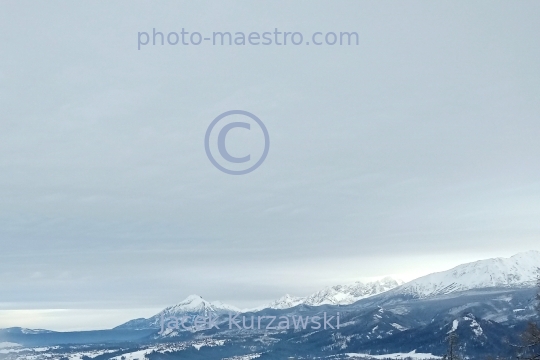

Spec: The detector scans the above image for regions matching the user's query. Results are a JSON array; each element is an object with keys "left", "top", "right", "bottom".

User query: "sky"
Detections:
[{"left": 1, "top": 1, "right": 539, "bottom": 331}]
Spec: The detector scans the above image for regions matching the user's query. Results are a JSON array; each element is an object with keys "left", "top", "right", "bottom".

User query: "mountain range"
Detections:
[
  {"left": 2, "top": 250, "right": 540, "bottom": 360},
  {"left": 253, "top": 276, "right": 405, "bottom": 310},
  {"left": 389, "top": 250, "right": 540, "bottom": 298},
  {"left": 118, "top": 250, "right": 540, "bottom": 327}
]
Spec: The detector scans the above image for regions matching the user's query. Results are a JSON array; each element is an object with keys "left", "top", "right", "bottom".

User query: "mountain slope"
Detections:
[
  {"left": 115, "top": 295, "right": 240, "bottom": 330},
  {"left": 389, "top": 250, "right": 540, "bottom": 299}
]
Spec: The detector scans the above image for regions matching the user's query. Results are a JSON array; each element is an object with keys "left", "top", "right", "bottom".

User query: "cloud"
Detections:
[{"left": 0, "top": 1, "right": 539, "bottom": 330}]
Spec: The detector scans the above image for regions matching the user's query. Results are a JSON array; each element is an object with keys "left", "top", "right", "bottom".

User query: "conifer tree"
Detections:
[
  {"left": 518, "top": 274, "right": 540, "bottom": 360},
  {"left": 443, "top": 329, "right": 461, "bottom": 360}
]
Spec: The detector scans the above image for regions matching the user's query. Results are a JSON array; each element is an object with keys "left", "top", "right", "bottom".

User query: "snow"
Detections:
[
  {"left": 105, "top": 340, "right": 228, "bottom": 360},
  {"left": 0, "top": 348, "right": 30, "bottom": 354},
  {"left": 394, "top": 250, "right": 540, "bottom": 298},
  {"left": 347, "top": 350, "right": 442, "bottom": 359},
  {"left": 303, "top": 277, "right": 404, "bottom": 306},
  {"left": 222, "top": 354, "right": 261, "bottom": 360},
  {"left": 136, "top": 294, "right": 241, "bottom": 329},
  {"left": 391, "top": 323, "right": 407, "bottom": 331},
  {"left": 255, "top": 277, "right": 403, "bottom": 310},
  {"left": 165, "top": 294, "right": 240, "bottom": 314},
  {"left": 462, "top": 315, "right": 484, "bottom": 337},
  {"left": 20, "top": 328, "right": 52, "bottom": 334},
  {"left": 193, "top": 340, "right": 225, "bottom": 350},
  {"left": 470, "top": 319, "right": 483, "bottom": 337},
  {"left": 111, "top": 349, "right": 154, "bottom": 360},
  {"left": 252, "top": 294, "right": 306, "bottom": 311},
  {"left": 68, "top": 350, "right": 118, "bottom": 360},
  {"left": 451, "top": 319, "right": 459, "bottom": 332},
  {"left": 0, "top": 346, "right": 59, "bottom": 355}
]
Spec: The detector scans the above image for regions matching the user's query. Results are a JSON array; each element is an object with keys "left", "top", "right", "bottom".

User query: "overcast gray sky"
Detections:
[{"left": 1, "top": 1, "right": 539, "bottom": 330}]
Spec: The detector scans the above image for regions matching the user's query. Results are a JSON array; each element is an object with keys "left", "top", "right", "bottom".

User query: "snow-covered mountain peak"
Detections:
[
  {"left": 115, "top": 295, "right": 241, "bottom": 330},
  {"left": 172, "top": 294, "right": 204, "bottom": 307},
  {"left": 163, "top": 294, "right": 240, "bottom": 315},
  {"left": 393, "top": 250, "right": 540, "bottom": 298}
]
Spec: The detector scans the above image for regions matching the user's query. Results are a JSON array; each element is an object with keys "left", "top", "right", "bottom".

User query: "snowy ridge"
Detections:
[
  {"left": 251, "top": 277, "right": 404, "bottom": 311},
  {"left": 392, "top": 250, "right": 540, "bottom": 298},
  {"left": 304, "top": 277, "right": 404, "bottom": 306}
]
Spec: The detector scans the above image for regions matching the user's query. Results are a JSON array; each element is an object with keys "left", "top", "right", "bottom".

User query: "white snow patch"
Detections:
[
  {"left": 391, "top": 323, "right": 408, "bottom": 331},
  {"left": 470, "top": 319, "right": 484, "bottom": 337},
  {"left": 450, "top": 319, "right": 459, "bottom": 332},
  {"left": 68, "top": 350, "right": 117, "bottom": 360},
  {"left": 347, "top": 350, "right": 442, "bottom": 359},
  {"left": 111, "top": 349, "right": 154, "bottom": 360}
]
